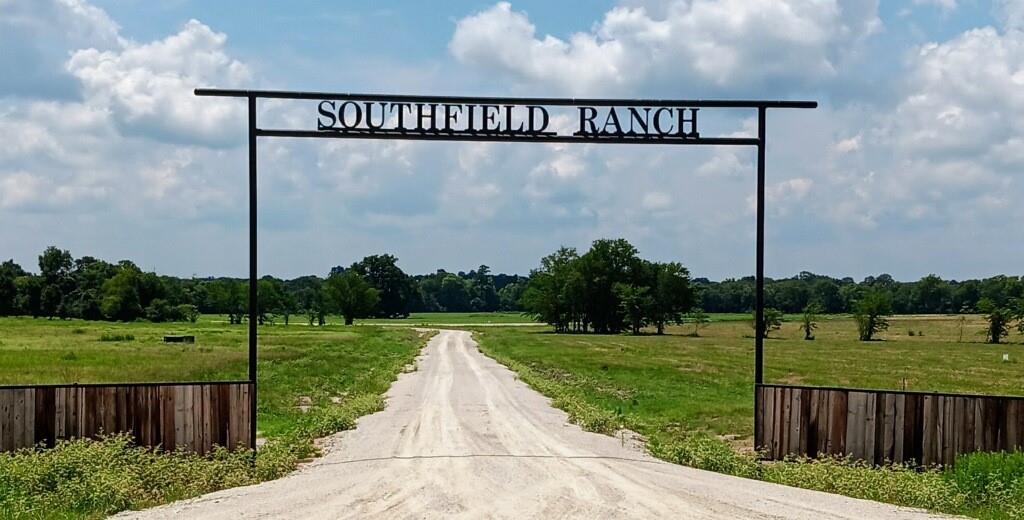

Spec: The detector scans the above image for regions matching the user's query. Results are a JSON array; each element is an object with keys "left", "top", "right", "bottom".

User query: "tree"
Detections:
[
  {"left": 521, "top": 247, "right": 582, "bottom": 332},
  {"left": 324, "top": 270, "right": 379, "bottom": 325},
  {"left": 0, "top": 260, "right": 26, "bottom": 316},
  {"left": 14, "top": 275, "right": 42, "bottom": 317},
  {"left": 178, "top": 304, "right": 200, "bottom": 323},
  {"left": 257, "top": 278, "right": 285, "bottom": 325},
  {"left": 210, "top": 280, "right": 246, "bottom": 324},
  {"left": 800, "top": 303, "right": 822, "bottom": 341},
  {"left": 979, "top": 298, "right": 1012, "bottom": 344},
  {"left": 348, "top": 254, "right": 416, "bottom": 318},
  {"left": 437, "top": 274, "right": 471, "bottom": 312},
  {"left": 684, "top": 308, "right": 710, "bottom": 337},
  {"left": 497, "top": 282, "right": 526, "bottom": 311},
  {"left": 854, "top": 289, "right": 893, "bottom": 341},
  {"left": 469, "top": 265, "right": 499, "bottom": 312},
  {"left": 100, "top": 267, "right": 143, "bottom": 321},
  {"left": 646, "top": 262, "right": 695, "bottom": 334},
  {"left": 577, "top": 239, "right": 641, "bottom": 334},
  {"left": 751, "top": 308, "right": 783, "bottom": 338},
  {"left": 67, "top": 258, "right": 114, "bottom": 320},
  {"left": 912, "top": 274, "right": 952, "bottom": 314},
  {"left": 38, "top": 246, "right": 73, "bottom": 319},
  {"left": 615, "top": 282, "right": 651, "bottom": 335}
]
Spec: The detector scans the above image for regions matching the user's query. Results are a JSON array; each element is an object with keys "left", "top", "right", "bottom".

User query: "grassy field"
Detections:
[
  {"left": 0, "top": 316, "right": 428, "bottom": 518},
  {"left": 472, "top": 315, "right": 1024, "bottom": 519},
  {"left": 3, "top": 313, "right": 1024, "bottom": 518},
  {"left": 473, "top": 315, "right": 1023, "bottom": 442}
]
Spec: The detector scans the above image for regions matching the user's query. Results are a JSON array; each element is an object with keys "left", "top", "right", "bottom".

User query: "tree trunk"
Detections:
[{"left": 344, "top": 315, "right": 354, "bottom": 326}]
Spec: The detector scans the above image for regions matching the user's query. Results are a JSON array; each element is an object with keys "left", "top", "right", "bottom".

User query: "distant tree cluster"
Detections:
[
  {"left": 0, "top": 247, "right": 200, "bottom": 323},
  {"left": 696, "top": 272, "right": 1024, "bottom": 315},
  {"left": 0, "top": 247, "right": 526, "bottom": 324},
  {"left": 520, "top": 239, "right": 695, "bottom": 334}
]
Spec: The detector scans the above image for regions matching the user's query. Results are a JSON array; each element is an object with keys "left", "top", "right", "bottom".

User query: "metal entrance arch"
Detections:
[{"left": 195, "top": 88, "right": 817, "bottom": 448}]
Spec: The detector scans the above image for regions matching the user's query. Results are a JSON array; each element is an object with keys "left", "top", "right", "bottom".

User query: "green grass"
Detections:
[
  {"left": 4, "top": 313, "right": 1024, "bottom": 518},
  {"left": 475, "top": 316, "right": 1023, "bottom": 440},
  {"left": 0, "top": 316, "right": 429, "bottom": 519},
  {"left": 472, "top": 315, "right": 1024, "bottom": 519}
]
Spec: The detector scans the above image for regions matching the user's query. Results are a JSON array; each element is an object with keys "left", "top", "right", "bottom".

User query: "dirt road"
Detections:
[{"left": 116, "top": 330, "right": 948, "bottom": 519}]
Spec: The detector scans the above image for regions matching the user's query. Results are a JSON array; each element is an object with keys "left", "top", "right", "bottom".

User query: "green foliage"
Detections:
[
  {"left": 683, "top": 308, "right": 710, "bottom": 336},
  {"left": 100, "top": 266, "right": 144, "bottom": 322},
  {"left": 650, "top": 435, "right": 761, "bottom": 479},
  {"left": 751, "top": 307, "right": 784, "bottom": 338},
  {"left": 522, "top": 239, "right": 693, "bottom": 334},
  {"left": 324, "top": 270, "right": 380, "bottom": 325},
  {"left": 345, "top": 254, "right": 416, "bottom": 318},
  {"left": 0, "top": 435, "right": 263, "bottom": 517},
  {"left": 800, "top": 302, "right": 822, "bottom": 340},
  {"left": 946, "top": 451, "right": 1024, "bottom": 507},
  {"left": 763, "top": 457, "right": 967, "bottom": 513},
  {"left": 177, "top": 304, "right": 200, "bottom": 323},
  {"left": 979, "top": 298, "right": 1014, "bottom": 344},
  {"left": 854, "top": 289, "right": 893, "bottom": 341}
]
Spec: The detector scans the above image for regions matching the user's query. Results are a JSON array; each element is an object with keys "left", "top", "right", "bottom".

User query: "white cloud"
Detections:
[
  {"left": 834, "top": 135, "right": 861, "bottom": 153},
  {"left": 450, "top": 1, "right": 881, "bottom": 96},
  {"left": 66, "top": 19, "right": 250, "bottom": 147}
]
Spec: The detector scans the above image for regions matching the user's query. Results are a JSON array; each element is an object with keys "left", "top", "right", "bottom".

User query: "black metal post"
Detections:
[
  {"left": 247, "top": 95, "right": 258, "bottom": 450},
  {"left": 753, "top": 106, "right": 766, "bottom": 448}
]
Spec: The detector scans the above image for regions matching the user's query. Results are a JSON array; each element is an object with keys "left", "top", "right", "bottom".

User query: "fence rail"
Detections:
[
  {"left": 756, "top": 384, "right": 1024, "bottom": 466},
  {"left": 0, "top": 381, "right": 253, "bottom": 454}
]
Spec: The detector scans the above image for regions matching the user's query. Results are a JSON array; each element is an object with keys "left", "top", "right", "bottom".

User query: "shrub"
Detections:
[
  {"left": 0, "top": 435, "right": 260, "bottom": 517},
  {"left": 762, "top": 457, "right": 966, "bottom": 512},
  {"left": 854, "top": 289, "right": 893, "bottom": 341},
  {"left": 750, "top": 308, "right": 783, "bottom": 338},
  {"left": 979, "top": 298, "right": 1013, "bottom": 344},
  {"left": 946, "top": 450, "right": 1024, "bottom": 512},
  {"left": 649, "top": 435, "right": 761, "bottom": 479},
  {"left": 177, "top": 304, "right": 200, "bottom": 323}
]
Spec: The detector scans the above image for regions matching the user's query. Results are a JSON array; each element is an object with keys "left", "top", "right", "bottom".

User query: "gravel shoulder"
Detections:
[{"left": 114, "top": 330, "right": 951, "bottom": 519}]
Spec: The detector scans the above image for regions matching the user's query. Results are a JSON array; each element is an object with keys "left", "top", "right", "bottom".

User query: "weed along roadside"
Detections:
[
  {"left": 470, "top": 322, "right": 1024, "bottom": 520},
  {"left": 0, "top": 324, "right": 431, "bottom": 518}
]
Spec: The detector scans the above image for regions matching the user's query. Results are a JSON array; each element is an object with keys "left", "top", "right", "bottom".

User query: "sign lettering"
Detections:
[{"left": 316, "top": 101, "right": 699, "bottom": 139}]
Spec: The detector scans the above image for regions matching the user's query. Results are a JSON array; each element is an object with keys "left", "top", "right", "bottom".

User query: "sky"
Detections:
[{"left": 0, "top": 0, "right": 1022, "bottom": 281}]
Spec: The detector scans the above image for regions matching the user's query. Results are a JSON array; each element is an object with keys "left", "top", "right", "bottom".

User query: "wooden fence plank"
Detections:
[
  {"left": 23, "top": 389, "right": 35, "bottom": 448},
  {"left": 0, "top": 391, "right": 12, "bottom": 451},
  {"left": 788, "top": 388, "right": 802, "bottom": 455},
  {"left": 894, "top": 393, "right": 905, "bottom": 463}
]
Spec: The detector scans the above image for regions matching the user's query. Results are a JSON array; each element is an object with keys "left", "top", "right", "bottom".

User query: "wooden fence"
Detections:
[
  {"left": 756, "top": 384, "right": 1024, "bottom": 466},
  {"left": 0, "top": 381, "right": 253, "bottom": 454}
]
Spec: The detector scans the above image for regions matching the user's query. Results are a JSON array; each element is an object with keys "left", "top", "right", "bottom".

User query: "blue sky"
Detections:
[{"left": 1, "top": 0, "right": 1022, "bottom": 281}]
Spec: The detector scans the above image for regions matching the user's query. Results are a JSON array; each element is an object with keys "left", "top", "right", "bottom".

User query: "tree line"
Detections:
[
  {"left": 696, "top": 272, "right": 1024, "bottom": 315},
  {"left": 0, "top": 247, "right": 527, "bottom": 324},
  {"left": 3, "top": 245, "right": 1024, "bottom": 331}
]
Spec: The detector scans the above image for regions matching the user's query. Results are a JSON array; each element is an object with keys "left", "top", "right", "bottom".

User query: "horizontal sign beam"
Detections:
[
  {"left": 256, "top": 128, "right": 760, "bottom": 146},
  {"left": 194, "top": 88, "right": 817, "bottom": 109}
]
